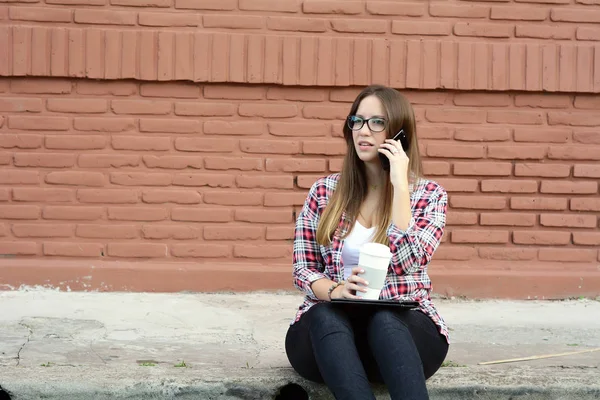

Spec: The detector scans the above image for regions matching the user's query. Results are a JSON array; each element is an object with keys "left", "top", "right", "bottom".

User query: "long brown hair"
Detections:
[{"left": 316, "top": 85, "right": 423, "bottom": 246}]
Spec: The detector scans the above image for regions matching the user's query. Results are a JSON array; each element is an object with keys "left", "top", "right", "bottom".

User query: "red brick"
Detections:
[
  {"left": 576, "top": 27, "right": 600, "bottom": 41},
  {"left": 110, "top": 172, "right": 172, "bottom": 186},
  {"left": 78, "top": 155, "right": 140, "bottom": 168},
  {"left": 236, "top": 175, "right": 293, "bottom": 189},
  {"left": 453, "top": 93, "right": 511, "bottom": 107},
  {"left": 452, "top": 229, "right": 509, "bottom": 244},
  {"left": 11, "top": 79, "right": 71, "bottom": 94},
  {"left": 203, "top": 121, "right": 265, "bottom": 136},
  {"left": 139, "top": 119, "right": 200, "bottom": 134},
  {"left": 541, "top": 181, "right": 597, "bottom": 194},
  {"left": 413, "top": 127, "right": 451, "bottom": 141},
  {"left": 111, "top": 100, "right": 171, "bottom": 115},
  {"left": 539, "top": 248, "right": 596, "bottom": 263},
  {"left": 12, "top": 224, "right": 74, "bottom": 238},
  {"left": 112, "top": 136, "right": 171, "bottom": 152},
  {"left": 267, "top": 88, "right": 326, "bottom": 101},
  {"left": 14, "top": 153, "right": 75, "bottom": 168},
  {"left": 551, "top": 8, "right": 600, "bottom": 23},
  {"left": 139, "top": 82, "right": 199, "bottom": 98},
  {"left": 514, "top": 163, "right": 570, "bottom": 177},
  {"left": 488, "top": 110, "right": 544, "bottom": 125},
  {"left": 548, "top": 146, "right": 600, "bottom": 161},
  {"left": 392, "top": 21, "right": 451, "bottom": 36},
  {"left": 302, "top": 141, "right": 346, "bottom": 156},
  {"left": 425, "top": 109, "right": 486, "bottom": 124},
  {"left": 174, "top": 0, "right": 236, "bottom": 9},
  {"left": 173, "top": 173, "right": 235, "bottom": 188},
  {"left": 427, "top": 144, "right": 485, "bottom": 159},
  {"left": 204, "top": 225, "right": 264, "bottom": 240},
  {"left": 450, "top": 196, "right": 507, "bottom": 210},
  {"left": 481, "top": 180, "right": 538, "bottom": 193},
  {"left": 174, "top": 102, "right": 234, "bottom": 116},
  {"left": 9, "top": 7, "right": 72, "bottom": 22},
  {"left": 77, "top": 189, "right": 138, "bottom": 204},
  {"left": 239, "top": 0, "right": 299, "bottom": 12},
  {"left": 479, "top": 247, "right": 538, "bottom": 261},
  {"left": 108, "top": 207, "right": 168, "bottom": 221},
  {"left": 540, "top": 214, "right": 596, "bottom": 228},
  {"left": 454, "top": 22, "right": 512, "bottom": 38},
  {"left": 433, "top": 246, "right": 477, "bottom": 261},
  {"left": 573, "top": 131, "right": 600, "bottom": 145},
  {"left": 296, "top": 175, "right": 324, "bottom": 189},
  {"left": 13, "top": 188, "right": 73, "bottom": 203},
  {"left": 142, "top": 225, "right": 201, "bottom": 240},
  {"left": 139, "top": 12, "right": 199, "bottom": 26},
  {"left": 171, "top": 243, "right": 231, "bottom": 258},
  {"left": 0, "top": 134, "right": 43, "bottom": 149},
  {"left": 202, "top": 157, "right": 262, "bottom": 171},
  {"left": 267, "top": 16, "right": 328, "bottom": 32},
  {"left": 203, "top": 15, "right": 263, "bottom": 29},
  {"left": 175, "top": 138, "right": 236, "bottom": 153},
  {"left": 513, "top": 231, "right": 570, "bottom": 245},
  {"left": 43, "top": 242, "right": 104, "bottom": 257},
  {"left": 511, "top": 197, "right": 567, "bottom": 211},
  {"left": 302, "top": 105, "right": 348, "bottom": 120},
  {"left": 572, "top": 232, "right": 600, "bottom": 246},
  {"left": 171, "top": 207, "right": 232, "bottom": 222},
  {"left": 329, "top": 159, "right": 343, "bottom": 172},
  {"left": 46, "top": 98, "right": 107, "bottom": 113},
  {"left": 447, "top": 212, "right": 478, "bottom": 226},
  {"left": 45, "top": 171, "right": 105, "bottom": 187},
  {"left": 330, "top": 19, "right": 388, "bottom": 33},
  {"left": 234, "top": 244, "right": 291, "bottom": 258},
  {"left": 235, "top": 209, "right": 292, "bottom": 223},
  {"left": 241, "top": 139, "right": 301, "bottom": 155},
  {"left": 0, "top": 97, "right": 42, "bottom": 112},
  {"left": 43, "top": 206, "right": 103, "bottom": 221},
  {"left": 266, "top": 226, "right": 294, "bottom": 240},
  {"left": 453, "top": 162, "right": 512, "bottom": 176},
  {"left": 490, "top": 6, "right": 547, "bottom": 20},
  {"left": 366, "top": 1, "right": 424, "bottom": 15},
  {"left": 268, "top": 122, "right": 329, "bottom": 137},
  {"left": 142, "top": 155, "right": 202, "bottom": 170},
  {"left": 513, "top": 128, "right": 570, "bottom": 143},
  {"left": 487, "top": 145, "right": 547, "bottom": 160},
  {"left": 77, "top": 81, "right": 137, "bottom": 96},
  {"left": 265, "top": 159, "right": 326, "bottom": 173},
  {"left": 573, "top": 164, "right": 600, "bottom": 178},
  {"left": 0, "top": 205, "right": 40, "bottom": 220},
  {"left": 203, "top": 191, "right": 263, "bottom": 206},
  {"left": 45, "top": 135, "right": 106, "bottom": 150},
  {"left": 570, "top": 198, "right": 600, "bottom": 212},
  {"left": 0, "top": 170, "right": 39, "bottom": 185},
  {"left": 0, "top": 241, "right": 38, "bottom": 255},
  {"left": 515, "top": 95, "right": 571, "bottom": 108},
  {"left": 238, "top": 104, "right": 298, "bottom": 119},
  {"left": 74, "top": 118, "right": 136, "bottom": 132},
  {"left": 263, "top": 192, "right": 307, "bottom": 207},
  {"left": 435, "top": 178, "right": 478, "bottom": 192},
  {"left": 141, "top": 190, "right": 201, "bottom": 204},
  {"left": 74, "top": 9, "right": 136, "bottom": 25},
  {"left": 480, "top": 213, "right": 536, "bottom": 226},
  {"left": 548, "top": 112, "right": 600, "bottom": 126},
  {"left": 111, "top": 0, "right": 171, "bottom": 6},
  {"left": 8, "top": 116, "right": 69, "bottom": 131},
  {"left": 516, "top": 25, "right": 573, "bottom": 39},
  {"left": 108, "top": 243, "right": 167, "bottom": 258},
  {"left": 454, "top": 127, "right": 511, "bottom": 142},
  {"left": 76, "top": 224, "right": 138, "bottom": 239},
  {"left": 430, "top": 3, "right": 488, "bottom": 18},
  {"left": 302, "top": 1, "right": 362, "bottom": 14},
  {"left": 421, "top": 161, "right": 450, "bottom": 176},
  {"left": 203, "top": 85, "right": 265, "bottom": 100}
]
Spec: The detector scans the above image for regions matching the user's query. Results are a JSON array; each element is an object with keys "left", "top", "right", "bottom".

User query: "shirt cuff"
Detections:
[{"left": 387, "top": 216, "right": 416, "bottom": 242}]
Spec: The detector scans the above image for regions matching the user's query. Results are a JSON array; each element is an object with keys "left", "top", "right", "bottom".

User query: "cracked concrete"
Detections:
[{"left": 0, "top": 290, "right": 599, "bottom": 399}]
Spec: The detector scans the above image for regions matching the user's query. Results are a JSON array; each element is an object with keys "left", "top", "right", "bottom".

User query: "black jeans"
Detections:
[{"left": 285, "top": 302, "right": 449, "bottom": 400}]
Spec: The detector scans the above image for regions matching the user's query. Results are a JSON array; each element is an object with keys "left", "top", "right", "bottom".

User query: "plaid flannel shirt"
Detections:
[{"left": 291, "top": 173, "right": 450, "bottom": 343}]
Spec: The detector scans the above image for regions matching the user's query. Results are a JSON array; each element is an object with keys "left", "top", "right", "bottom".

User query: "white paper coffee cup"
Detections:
[{"left": 356, "top": 242, "right": 392, "bottom": 300}]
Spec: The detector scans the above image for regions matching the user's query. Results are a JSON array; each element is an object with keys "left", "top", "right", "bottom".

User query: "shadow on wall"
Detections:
[
  {"left": 274, "top": 383, "right": 309, "bottom": 400},
  {"left": 0, "top": 385, "right": 12, "bottom": 400}
]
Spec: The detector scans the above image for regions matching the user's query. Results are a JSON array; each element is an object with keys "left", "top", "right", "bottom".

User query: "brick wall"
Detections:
[{"left": 1, "top": 0, "right": 599, "bottom": 297}]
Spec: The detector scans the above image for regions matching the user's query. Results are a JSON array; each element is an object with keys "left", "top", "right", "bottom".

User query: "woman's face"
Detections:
[{"left": 350, "top": 95, "right": 388, "bottom": 164}]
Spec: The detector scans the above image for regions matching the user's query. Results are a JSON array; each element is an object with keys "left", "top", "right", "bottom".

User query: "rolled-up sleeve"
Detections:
[
  {"left": 292, "top": 180, "right": 327, "bottom": 300},
  {"left": 386, "top": 184, "right": 448, "bottom": 276}
]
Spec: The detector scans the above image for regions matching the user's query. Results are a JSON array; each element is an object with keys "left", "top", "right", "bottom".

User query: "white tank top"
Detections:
[{"left": 341, "top": 220, "right": 375, "bottom": 280}]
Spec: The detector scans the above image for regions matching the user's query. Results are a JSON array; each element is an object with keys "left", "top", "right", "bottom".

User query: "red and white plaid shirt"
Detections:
[{"left": 291, "top": 173, "right": 450, "bottom": 343}]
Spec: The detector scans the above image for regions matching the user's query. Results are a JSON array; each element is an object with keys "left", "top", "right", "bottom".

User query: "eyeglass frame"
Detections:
[{"left": 346, "top": 115, "right": 388, "bottom": 132}]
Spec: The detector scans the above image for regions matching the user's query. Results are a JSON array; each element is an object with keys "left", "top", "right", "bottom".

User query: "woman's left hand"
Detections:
[{"left": 379, "top": 139, "right": 409, "bottom": 188}]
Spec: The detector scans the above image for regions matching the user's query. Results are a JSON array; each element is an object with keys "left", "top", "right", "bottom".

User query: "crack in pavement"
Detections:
[{"left": 16, "top": 322, "right": 33, "bottom": 367}]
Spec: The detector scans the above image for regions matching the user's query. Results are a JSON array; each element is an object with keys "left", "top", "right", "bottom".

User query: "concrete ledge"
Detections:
[
  {"left": 1, "top": 258, "right": 599, "bottom": 298},
  {"left": 1, "top": 366, "right": 599, "bottom": 400}
]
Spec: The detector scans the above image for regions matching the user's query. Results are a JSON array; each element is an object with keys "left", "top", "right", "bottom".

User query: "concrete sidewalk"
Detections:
[{"left": 0, "top": 289, "right": 599, "bottom": 399}]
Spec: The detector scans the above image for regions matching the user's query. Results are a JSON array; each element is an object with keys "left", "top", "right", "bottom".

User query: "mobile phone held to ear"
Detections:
[{"left": 379, "top": 129, "right": 409, "bottom": 171}]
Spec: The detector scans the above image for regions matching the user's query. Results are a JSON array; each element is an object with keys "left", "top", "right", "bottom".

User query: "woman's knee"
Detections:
[
  {"left": 306, "top": 303, "right": 352, "bottom": 336},
  {"left": 368, "top": 309, "right": 408, "bottom": 335}
]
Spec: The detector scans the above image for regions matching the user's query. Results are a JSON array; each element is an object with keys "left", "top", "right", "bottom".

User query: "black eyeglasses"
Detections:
[{"left": 346, "top": 116, "right": 387, "bottom": 132}]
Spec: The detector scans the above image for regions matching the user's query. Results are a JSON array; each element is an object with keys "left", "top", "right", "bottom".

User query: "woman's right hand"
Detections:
[{"left": 331, "top": 267, "right": 369, "bottom": 299}]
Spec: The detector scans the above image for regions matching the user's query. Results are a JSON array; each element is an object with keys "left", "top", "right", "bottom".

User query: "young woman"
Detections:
[{"left": 285, "top": 85, "right": 449, "bottom": 399}]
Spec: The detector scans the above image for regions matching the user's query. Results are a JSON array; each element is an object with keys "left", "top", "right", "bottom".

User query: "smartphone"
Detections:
[{"left": 379, "top": 129, "right": 409, "bottom": 171}]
